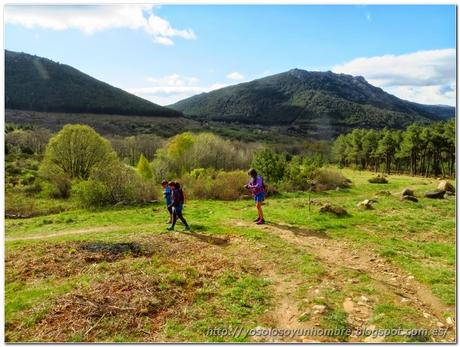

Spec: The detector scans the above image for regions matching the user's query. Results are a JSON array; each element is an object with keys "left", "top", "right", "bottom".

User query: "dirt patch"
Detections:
[
  {"left": 20, "top": 271, "right": 193, "bottom": 342},
  {"left": 6, "top": 232, "right": 248, "bottom": 342},
  {"left": 230, "top": 220, "right": 456, "bottom": 342}
]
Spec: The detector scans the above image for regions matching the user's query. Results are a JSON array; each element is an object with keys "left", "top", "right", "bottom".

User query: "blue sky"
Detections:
[{"left": 5, "top": 5, "right": 456, "bottom": 105}]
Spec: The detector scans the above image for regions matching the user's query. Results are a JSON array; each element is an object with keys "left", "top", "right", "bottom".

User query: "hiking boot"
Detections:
[
  {"left": 256, "top": 219, "right": 265, "bottom": 225},
  {"left": 254, "top": 217, "right": 261, "bottom": 222},
  {"left": 166, "top": 226, "right": 174, "bottom": 231}
]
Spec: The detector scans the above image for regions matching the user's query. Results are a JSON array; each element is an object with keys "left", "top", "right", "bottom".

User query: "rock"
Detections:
[
  {"left": 312, "top": 304, "right": 326, "bottom": 314},
  {"left": 446, "top": 317, "right": 454, "bottom": 326},
  {"left": 375, "top": 190, "right": 391, "bottom": 196},
  {"left": 424, "top": 190, "right": 446, "bottom": 199},
  {"left": 319, "top": 203, "right": 348, "bottom": 217},
  {"left": 356, "top": 199, "right": 377, "bottom": 209},
  {"left": 401, "top": 188, "right": 415, "bottom": 196},
  {"left": 360, "top": 295, "right": 369, "bottom": 302},
  {"left": 400, "top": 298, "right": 410, "bottom": 303},
  {"left": 364, "top": 335, "right": 385, "bottom": 343},
  {"left": 436, "top": 322, "right": 445, "bottom": 328},
  {"left": 422, "top": 312, "right": 431, "bottom": 318},
  {"left": 336, "top": 186, "right": 341, "bottom": 191},
  {"left": 368, "top": 175, "right": 388, "bottom": 184},
  {"left": 438, "top": 180, "right": 455, "bottom": 193},
  {"left": 343, "top": 298, "right": 354, "bottom": 313},
  {"left": 400, "top": 195, "right": 418, "bottom": 202},
  {"left": 407, "top": 276, "right": 414, "bottom": 280}
]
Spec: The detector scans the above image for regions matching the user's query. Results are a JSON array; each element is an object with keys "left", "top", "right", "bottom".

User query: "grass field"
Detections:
[{"left": 5, "top": 169, "right": 456, "bottom": 342}]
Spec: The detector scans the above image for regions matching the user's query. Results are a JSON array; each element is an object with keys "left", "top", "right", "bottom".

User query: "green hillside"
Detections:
[
  {"left": 171, "top": 69, "right": 455, "bottom": 135},
  {"left": 5, "top": 50, "right": 182, "bottom": 117}
]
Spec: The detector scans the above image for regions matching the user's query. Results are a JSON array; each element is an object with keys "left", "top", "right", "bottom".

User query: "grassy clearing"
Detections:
[{"left": 5, "top": 168, "right": 455, "bottom": 342}]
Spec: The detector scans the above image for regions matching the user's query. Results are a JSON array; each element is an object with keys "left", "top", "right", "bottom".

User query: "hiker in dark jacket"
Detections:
[
  {"left": 245, "top": 168, "right": 266, "bottom": 224},
  {"left": 166, "top": 181, "right": 190, "bottom": 231}
]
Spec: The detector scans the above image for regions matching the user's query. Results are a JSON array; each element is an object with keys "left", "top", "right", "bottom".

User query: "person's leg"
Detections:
[
  {"left": 168, "top": 207, "right": 178, "bottom": 230},
  {"left": 256, "top": 201, "right": 264, "bottom": 220},
  {"left": 178, "top": 211, "right": 189, "bottom": 228},
  {"left": 167, "top": 206, "right": 173, "bottom": 223}
]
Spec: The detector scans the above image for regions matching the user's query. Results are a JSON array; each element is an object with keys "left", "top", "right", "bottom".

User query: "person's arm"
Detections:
[
  {"left": 253, "top": 176, "right": 263, "bottom": 189},
  {"left": 168, "top": 191, "right": 176, "bottom": 208}
]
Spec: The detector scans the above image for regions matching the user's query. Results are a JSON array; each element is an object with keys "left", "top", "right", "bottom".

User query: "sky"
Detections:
[{"left": 4, "top": 4, "right": 456, "bottom": 106}]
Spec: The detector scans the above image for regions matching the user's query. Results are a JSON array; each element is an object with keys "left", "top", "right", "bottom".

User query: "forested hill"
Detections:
[
  {"left": 5, "top": 50, "right": 182, "bottom": 117},
  {"left": 170, "top": 69, "right": 455, "bottom": 131}
]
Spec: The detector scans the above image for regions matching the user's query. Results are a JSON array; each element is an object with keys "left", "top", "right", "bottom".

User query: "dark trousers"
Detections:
[{"left": 172, "top": 205, "right": 189, "bottom": 228}]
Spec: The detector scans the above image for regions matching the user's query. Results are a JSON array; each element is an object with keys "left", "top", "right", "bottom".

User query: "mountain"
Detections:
[
  {"left": 5, "top": 50, "right": 182, "bottom": 117},
  {"left": 170, "top": 69, "right": 455, "bottom": 137}
]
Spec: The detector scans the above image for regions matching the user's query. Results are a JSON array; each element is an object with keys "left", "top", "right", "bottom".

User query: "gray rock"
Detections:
[
  {"left": 400, "top": 195, "right": 418, "bottom": 202},
  {"left": 438, "top": 180, "right": 455, "bottom": 193},
  {"left": 357, "top": 199, "right": 377, "bottom": 209},
  {"left": 368, "top": 175, "right": 388, "bottom": 184},
  {"left": 401, "top": 188, "right": 415, "bottom": 196},
  {"left": 424, "top": 190, "right": 446, "bottom": 199},
  {"left": 375, "top": 190, "right": 391, "bottom": 196},
  {"left": 319, "top": 203, "right": 348, "bottom": 217}
]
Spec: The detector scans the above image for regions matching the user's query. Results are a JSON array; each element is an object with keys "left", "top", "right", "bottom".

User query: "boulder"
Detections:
[
  {"left": 400, "top": 195, "right": 418, "bottom": 202},
  {"left": 438, "top": 180, "right": 455, "bottom": 193},
  {"left": 356, "top": 199, "right": 377, "bottom": 209},
  {"left": 375, "top": 190, "right": 391, "bottom": 196},
  {"left": 424, "top": 190, "right": 445, "bottom": 199},
  {"left": 401, "top": 188, "right": 414, "bottom": 197},
  {"left": 312, "top": 304, "right": 326, "bottom": 314},
  {"left": 319, "top": 203, "right": 348, "bottom": 217},
  {"left": 368, "top": 175, "right": 388, "bottom": 184}
]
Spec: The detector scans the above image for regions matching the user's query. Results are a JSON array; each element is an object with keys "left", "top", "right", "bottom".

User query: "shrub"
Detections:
[
  {"left": 182, "top": 169, "right": 249, "bottom": 200},
  {"left": 74, "top": 161, "right": 159, "bottom": 207},
  {"left": 40, "top": 124, "right": 118, "bottom": 180},
  {"left": 313, "top": 168, "right": 352, "bottom": 191},
  {"left": 23, "top": 180, "right": 43, "bottom": 196},
  {"left": 136, "top": 154, "right": 153, "bottom": 180},
  {"left": 251, "top": 149, "right": 286, "bottom": 183}
]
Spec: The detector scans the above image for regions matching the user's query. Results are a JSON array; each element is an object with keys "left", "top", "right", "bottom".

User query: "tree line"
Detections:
[{"left": 331, "top": 119, "right": 455, "bottom": 177}]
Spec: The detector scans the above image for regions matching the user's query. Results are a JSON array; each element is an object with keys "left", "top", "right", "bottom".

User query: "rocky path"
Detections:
[{"left": 231, "top": 220, "right": 456, "bottom": 342}]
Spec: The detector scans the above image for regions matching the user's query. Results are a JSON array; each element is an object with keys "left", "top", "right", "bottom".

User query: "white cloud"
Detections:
[
  {"left": 332, "top": 49, "right": 456, "bottom": 106},
  {"left": 226, "top": 72, "right": 244, "bottom": 80},
  {"left": 146, "top": 74, "right": 200, "bottom": 86},
  {"left": 126, "top": 74, "right": 228, "bottom": 105},
  {"left": 4, "top": 4, "right": 196, "bottom": 46}
]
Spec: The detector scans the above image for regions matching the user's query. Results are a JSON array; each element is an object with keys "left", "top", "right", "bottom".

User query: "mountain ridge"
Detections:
[
  {"left": 5, "top": 50, "right": 182, "bottom": 118},
  {"left": 170, "top": 68, "right": 454, "bottom": 133}
]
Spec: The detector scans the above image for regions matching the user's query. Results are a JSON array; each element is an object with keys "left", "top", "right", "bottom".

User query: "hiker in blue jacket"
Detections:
[{"left": 161, "top": 180, "right": 173, "bottom": 224}]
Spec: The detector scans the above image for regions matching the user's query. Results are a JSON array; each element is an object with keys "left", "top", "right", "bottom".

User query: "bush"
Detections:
[
  {"left": 23, "top": 180, "right": 43, "bottom": 196},
  {"left": 251, "top": 149, "right": 286, "bottom": 183},
  {"left": 313, "top": 168, "right": 352, "bottom": 191},
  {"left": 74, "top": 161, "right": 159, "bottom": 207},
  {"left": 182, "top": 169, "right": 249, "bottom": 200},
  {"left": 43, "top": 175, "right": 72, "bottom": 199},
  {"left": 277, "top": 154, "right": 324, "bottom": 191},
  {"left": 40, "top": 124, "right": 118, "bottom": 180}
]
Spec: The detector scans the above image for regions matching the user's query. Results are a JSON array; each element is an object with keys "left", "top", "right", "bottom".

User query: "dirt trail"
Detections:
[
  {"left": 231, "top": 220, "right": 456, "bottom": 342},
  {"left": 5, "top": 225, "right": 148, "bottom": 242}
]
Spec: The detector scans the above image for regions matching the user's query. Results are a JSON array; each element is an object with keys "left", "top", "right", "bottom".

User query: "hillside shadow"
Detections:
[
  {"left": 176, "top": 230, "right": 230, "bottom": 246},
  {"left": 267, "top": 222, "right": 330, "bottom": 239}
]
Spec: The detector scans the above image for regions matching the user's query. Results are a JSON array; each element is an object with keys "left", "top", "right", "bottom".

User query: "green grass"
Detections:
[{"left": 5, "top": 168, "right": 455, "bottom": 342}]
